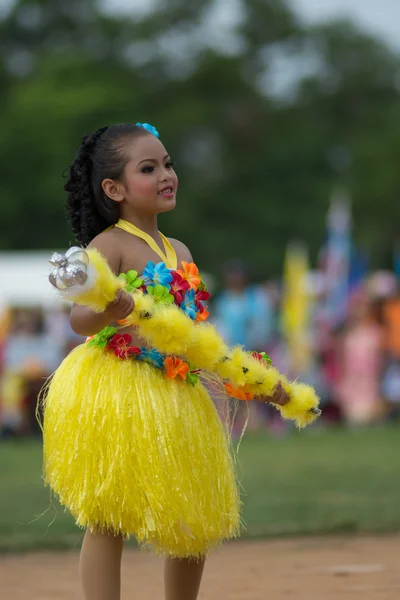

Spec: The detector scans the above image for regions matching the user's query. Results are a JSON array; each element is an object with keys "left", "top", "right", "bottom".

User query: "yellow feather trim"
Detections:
[
  {"left": 215, "top": 347, "right": 249, "bottom": 387},
  {"left": 184, "top": 324, "right": 228, "bottom": 371},
  {"left": 130, "top": 292, "right": 155, "bottom": 321},
  {"left": 247, "top": 366, "right": 282, "bottom": 398},
  {"left": 134, "top": 303, "right": 193, "bottom": 355},
  {"left": 67, "top": 248, "right": 123, "bottom": 313},
  {"left": 278, "top": 382, "right": 321, "bottom": 428}
]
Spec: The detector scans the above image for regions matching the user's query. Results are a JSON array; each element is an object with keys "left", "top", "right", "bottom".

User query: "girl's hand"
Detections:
[
  {"left": 257, "top": 382, "right": 289, "bottom": 406},
  {"left": 105, "top": 289, "right": 135, "bottom": 321}
]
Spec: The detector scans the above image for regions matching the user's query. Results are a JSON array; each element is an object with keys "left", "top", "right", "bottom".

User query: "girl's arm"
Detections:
[{"left": 69, "top": 233, "right": 134, "bottom": 336}]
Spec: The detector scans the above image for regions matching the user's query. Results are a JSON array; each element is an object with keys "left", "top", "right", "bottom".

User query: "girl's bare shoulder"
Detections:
[
  {"left": 168, "top": 237, "right": 193, "bottom": 264},
  {"left": 86, "top": 227, "right": 126, "bottom": 274}
]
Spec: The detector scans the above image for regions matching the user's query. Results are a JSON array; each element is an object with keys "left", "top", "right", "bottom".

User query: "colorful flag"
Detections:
[
  {"left": 281, "top": 241, "right": 311, "bottom": 374},
  {"left": 321, "top": 188, "right": 351, "bottom": 328}
]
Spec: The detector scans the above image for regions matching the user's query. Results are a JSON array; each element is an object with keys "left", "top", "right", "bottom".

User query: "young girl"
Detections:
[{"left": 41, "top": 122, "right": 312, "bottom": 600}]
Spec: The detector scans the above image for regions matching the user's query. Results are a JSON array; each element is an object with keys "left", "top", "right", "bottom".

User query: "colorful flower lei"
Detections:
[
  {"left": 87, "top": 261, "right": 273, "bottom": 397},
  {"left": 88, "top": 332, "right": 200, "bottom": 385},
  {"left": 86, "top": 260, "right": 211, "bottom": 386},
  {"left": 136, "top": 260, "right": 210, "bottom": 322}
]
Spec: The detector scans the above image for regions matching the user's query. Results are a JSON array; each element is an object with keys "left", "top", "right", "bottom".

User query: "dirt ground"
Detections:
[{"left": 1, "top": 536, "right": 399, "bottom": 599}]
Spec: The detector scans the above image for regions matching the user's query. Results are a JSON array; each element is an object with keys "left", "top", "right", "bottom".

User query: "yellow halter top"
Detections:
[{"left": 114, "top": 219, "right": 178, "bottom": 270}]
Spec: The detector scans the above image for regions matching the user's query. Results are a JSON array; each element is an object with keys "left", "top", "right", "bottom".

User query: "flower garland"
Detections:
[
  {"left": 86, "top": 263, "right": 274, "bottom": 395},
  {"left": 223, "top": 352, "right": 272, "bottom": 400},
  {"left": 87, "top": 331, "right": 200, "bottom": 385},
  {"left": 127, "top": 260, "right": 210, "bottom": 322},
  {"left": 86, "top": 261, "right": 209, "bottom": 386}
]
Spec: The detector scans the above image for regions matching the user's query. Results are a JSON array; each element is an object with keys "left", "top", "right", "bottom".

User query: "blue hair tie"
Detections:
[{"left": 136, "top": 122, "right": 160, "bottom": 138}]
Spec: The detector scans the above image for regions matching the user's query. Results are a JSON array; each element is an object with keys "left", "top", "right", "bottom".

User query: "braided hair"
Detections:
[{"left": 65, "top": 123, "right": 150, "bottom": 246}]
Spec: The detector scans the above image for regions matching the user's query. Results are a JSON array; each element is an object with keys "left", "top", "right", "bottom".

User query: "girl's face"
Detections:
[{"left": 103, "top": 134, "right": 178, "bottom": 217}]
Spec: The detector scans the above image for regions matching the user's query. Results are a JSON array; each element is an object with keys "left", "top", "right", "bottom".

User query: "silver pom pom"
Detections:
[
  {"left": 49, "top": 252, "right": 67, "bottom": 268},
  {"left": 65, "top": 261, "right": 88, "bottom": 285},
  {"left": 65, "top": 247, "right": 89, "bottom": 266},
  {"left": 48, "top": 248, "right": 89, "bottom": 290},
  {"left": 49, "top": 268, "right": 58, "bottom": 288}
]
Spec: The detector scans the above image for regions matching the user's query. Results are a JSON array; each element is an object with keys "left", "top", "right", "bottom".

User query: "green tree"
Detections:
[{"left": 1, "top": 0, "right": 400, "bottom": 277}]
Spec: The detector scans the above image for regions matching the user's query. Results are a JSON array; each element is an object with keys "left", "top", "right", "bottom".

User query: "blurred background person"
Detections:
[
  {"left": 335, "top": 295, "right": 385, "bottom": 426},
  {"left": 212, "top": 259, "right": 274, "bottom": 351},
  {"left": 212, "top": 259, "right": 275, "bottom": 434},
  {"left": 381, "top": 280, "right": 400, "bottom": 420},
  {"left": 1, "top": 308, "right": 63, "bottom": 437}
]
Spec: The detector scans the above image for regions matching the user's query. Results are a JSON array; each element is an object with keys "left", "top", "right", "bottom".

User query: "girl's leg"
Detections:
[
  {"left": 80, "top": 529, "right": 124, "bottom": 600},
  {"left": 164, "top": 556, "right": 206, "bottom": 600}
]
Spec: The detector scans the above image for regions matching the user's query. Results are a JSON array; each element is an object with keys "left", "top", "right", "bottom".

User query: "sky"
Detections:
[
  {"left": 293, "top": 0, "right": 400, "bottom": 49},
  {"left": 98, "top": 0, "right": 400, "bottom": 51},
  {"left": 1, "top": 0, "right": 400, "bottom": 50}
]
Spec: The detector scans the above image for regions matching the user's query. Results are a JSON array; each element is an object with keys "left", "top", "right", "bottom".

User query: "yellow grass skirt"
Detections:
[{"left": 41, "top": 344, "right": 241, "bottom": 558}]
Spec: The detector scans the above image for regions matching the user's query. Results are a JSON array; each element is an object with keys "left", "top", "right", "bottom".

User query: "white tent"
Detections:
[{"left": 0, "top": 251, "right": 65, "bottom": 309}]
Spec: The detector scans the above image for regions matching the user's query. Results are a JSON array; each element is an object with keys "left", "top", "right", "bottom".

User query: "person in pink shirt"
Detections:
[{"left": 336, "top": 298, "right": 384, "bottom": 425}]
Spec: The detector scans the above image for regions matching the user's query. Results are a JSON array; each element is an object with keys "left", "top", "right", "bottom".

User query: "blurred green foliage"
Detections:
[{"left": 1, "top": 0, "right": 400, "bottom": 277}]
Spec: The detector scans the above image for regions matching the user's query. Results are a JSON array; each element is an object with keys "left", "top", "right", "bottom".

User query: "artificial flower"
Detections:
[
  {"left": 187, "top": 364, "right": 201, "bottom": 386},
  {"left": 195, "top": 304, "right": 210, "bottom": 322},
  {"left": 87, "top": 326, "right": 117, "bottom": 349},
  {"left": 147, "top": 284, "right": 174, "bottom": 305},
  {"left": 180, "top": 289, "right": 198, "bottom": 320},
  {"left": 118, "top": 270, "right": 143, "bottom": 293},
  {"left": 164, "top": 356, "right": 190, "bottom": 380},
  {"left": 251, "top": 351, "right": 272, "bottom": 366},
  {"left": 194, "top": 286, "right": 211, "bottom": 322},
  {"left": 177, "top": 262, "right": 201, "bottom": 291},
  {"left": 142, "top": 261, "right": 173, "bottom": 287},
  {"left": 136, "top": 347, "right": 166, "bottom": 369},
  {"left": 117, "top": 316, "right": 137, "bottom": 327},
  {"left": 106, "top": 333, "right": 141, "bottom": 359},
  {"left": 225, "top": 383, "right": 254, "bottom": 401},
  {"left": 197, "top": 279, "right": 208, "bottom": 291},
  {"left": 195, "top": 287, "right": 210, "bottom": 303},
  {"left": 169, "top": 271, "right": 190, "bottom": 305},
  {"left": 187, "top": 371, "right": 200, "bottom": 385},
  {"left": 136, "top": 122, "right": 159, "bottom": 138}
]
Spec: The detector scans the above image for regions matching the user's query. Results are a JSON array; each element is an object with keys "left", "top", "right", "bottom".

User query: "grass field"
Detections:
[{"left": 1, "top": 426, "right": 399, "bottom": 552}]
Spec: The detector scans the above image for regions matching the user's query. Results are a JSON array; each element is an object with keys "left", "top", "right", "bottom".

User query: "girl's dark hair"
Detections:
[{"left": 65, "top": 123, "right": 150, "bottom": 246}]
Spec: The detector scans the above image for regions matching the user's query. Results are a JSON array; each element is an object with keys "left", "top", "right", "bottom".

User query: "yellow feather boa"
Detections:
[{"left": 53, "top": 248, "right": 321, "bottom": 428}]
